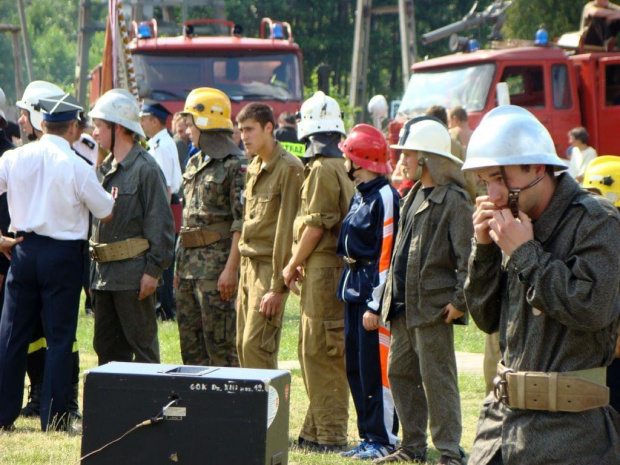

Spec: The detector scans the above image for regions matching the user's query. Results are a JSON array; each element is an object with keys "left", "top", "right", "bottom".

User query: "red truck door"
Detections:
[
  {"left": 496, "top": 61, "right": 580, "bottom": 157},
  {"left": 596, "top": 57, "right": 620, "bottom": 156}
]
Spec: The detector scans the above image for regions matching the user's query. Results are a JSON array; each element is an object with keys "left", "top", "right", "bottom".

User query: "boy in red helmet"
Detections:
[{"left": 337, "top": 124, "right": 400, "bottom": 460}]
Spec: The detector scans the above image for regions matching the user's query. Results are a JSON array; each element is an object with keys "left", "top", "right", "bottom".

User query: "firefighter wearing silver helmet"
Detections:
[
  {"left": 89, "top": 88, "right": 174, "bottom": 366},
  {"left": 463, "top": 105, "right": 620, "bottom": 464},
  {"left": 283, "top": 91, "right": 354, "bottom": 451}
]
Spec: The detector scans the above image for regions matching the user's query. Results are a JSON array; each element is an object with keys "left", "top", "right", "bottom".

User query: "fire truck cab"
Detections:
[
  {"left": 90, "top": 17, "right": 304, "bottom": 120},
  {"left": 391, "top": 44, "right": 620, "bottom": 159}
]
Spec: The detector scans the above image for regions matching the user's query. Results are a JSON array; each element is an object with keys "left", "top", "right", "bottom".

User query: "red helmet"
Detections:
[{"left": 339, "top": 124, "right": 392, "bottom": 174}]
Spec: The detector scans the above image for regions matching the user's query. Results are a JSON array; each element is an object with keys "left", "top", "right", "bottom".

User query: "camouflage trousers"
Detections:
[{"left": 176, "top": 278, "right": 239, "bottom": 367}]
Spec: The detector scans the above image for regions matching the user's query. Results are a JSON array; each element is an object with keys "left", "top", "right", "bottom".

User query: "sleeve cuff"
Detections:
[
  {"left": 472, "top": 240, "right": 501, "bottom": 261},
  {"left": 303, "top": 213, "right": 323, "bottom": 229},
  {"left": 144, "top": 261, "right": 163, "bottom": 280},
  {"left": 269, "top": 277, "right": 288, "bottom": 293},
  {"left": 231, "top": 219, "right": 243, "bottom": 233},
  {"left": 510, "top": 240, "right": 540, "bottom": 282}
]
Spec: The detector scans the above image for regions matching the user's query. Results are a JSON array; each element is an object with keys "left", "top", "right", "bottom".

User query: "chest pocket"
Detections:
[
  {"left": 112, "top": 183, "right": 138, "bottom": 201},
  {"left": 250, "top": 190, "right": 280, "bottom": 219}
]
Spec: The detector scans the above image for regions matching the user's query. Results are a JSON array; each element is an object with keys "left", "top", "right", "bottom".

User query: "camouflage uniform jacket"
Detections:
[
  {"left": 175, "top": 151, "right": 246, "bottom": 280},
  {"left": 465, "top": 173, "right": 620, "bottom": 464}
]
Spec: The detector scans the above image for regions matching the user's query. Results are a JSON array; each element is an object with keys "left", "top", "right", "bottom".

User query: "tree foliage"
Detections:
[
  {"left": 504, "top": 0, "right": 584, "bottom": 41},
  {"left": 0, "top": 0, "right": 592, "bottom": 117}
]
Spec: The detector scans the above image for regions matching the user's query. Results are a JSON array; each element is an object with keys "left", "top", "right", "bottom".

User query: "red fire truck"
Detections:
[
  {"left": 389, "top": 44, "right": 620, "bottom": 159},
  {"left": 89, "top": 17, "right": 304, "bottom": 119}
]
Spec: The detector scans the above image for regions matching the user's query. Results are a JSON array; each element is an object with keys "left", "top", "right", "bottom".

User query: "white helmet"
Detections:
[
  {"left": 297, "top": 91, "right": 345, "bottom": 141},
  {"left": 367, "top": 94, "right": 388, "bottom": 119},
  {"left": 89, "top": 88, "right": 145, "bottom": 138},
  {"left": 391, "top": 116, "right": 463, "bottom": 165},
  {"left": 16, "top": 80, "right": 64, "bottom": 131},
  {"left": 0, "top": 86, "right": 6, "bottom": 123},
  {"left": 463, "top": 105, "right": 567, "bottom": 171}
]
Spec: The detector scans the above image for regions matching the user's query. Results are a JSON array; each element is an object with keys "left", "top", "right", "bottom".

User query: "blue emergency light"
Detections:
[
  {"left": 138, "top": 23, "right": 152, "bottom": 39},
  {"left": 272, "top": 23, "right": 284, "bottom": 40},
  {"left": 534, "top": 25, "right": 548, "bottom": 46},
  {"left": 468, "top": 39, "right": 481, "bottom": 52}
]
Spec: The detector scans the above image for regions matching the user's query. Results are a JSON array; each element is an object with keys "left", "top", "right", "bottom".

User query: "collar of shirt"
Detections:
[
  {"left": 357, "top": 176, "right": 389, "bottom": 198},
  {"left": 147, "top": 128, "right": 169, "bottom": 151},
  {"left": 100, "top": 143, "right": 143, "bottom": 177},
  {"left": 40, "top": 134, "right": 73, "bottom": 154},
  {"left": 152, "top": 128, "right": 169, "bottom": 143},
  {"left": 532, "top": 172, "right": 581, "bottom": 243},
  {"left": 248, "top": 141, "right": 285, "bottom": 177}
]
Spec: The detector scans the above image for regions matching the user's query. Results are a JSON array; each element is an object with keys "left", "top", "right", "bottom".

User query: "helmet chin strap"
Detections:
[
  {"left": 110, "top": 123, "right": 117, "bottom": 154},
  {"left": 27, "top": 113, "right": 37, "bottom": 141},
  {"left": 499, "top": 166, "right": 546, "bottom": 218},
  {"left": 347, "top": 162, "right": 363, "bottom": 182}
]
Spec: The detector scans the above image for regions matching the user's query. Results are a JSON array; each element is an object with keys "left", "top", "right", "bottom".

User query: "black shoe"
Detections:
[
  {"left": 20, "top": 383, "right": 42, "bottom": 417},
  {"left": 297, "top": 436, "right": 319, "bottom": 450},
  {"left": 296, "top": 437, "right": 345, "bottom": 453},
  {"left": 84, "top": 307, "right": 93, "bottom": 316},
  {"left": 68, "top": 383, "right": 82, "bottom": 420},
  {"left": 372, "top": 447, "right": 427, "bottom": 463}
]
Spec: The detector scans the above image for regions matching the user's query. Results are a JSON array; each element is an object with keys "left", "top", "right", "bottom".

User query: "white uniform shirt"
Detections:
[
  {"left": 0, "top": 134, "right": 114, "bottom": 240},
  {"left": 568, "top": 145, "right": 597, "bottom": 182},
  {"left": 148, "top": 128, "right": 182, "bottom": 193}
]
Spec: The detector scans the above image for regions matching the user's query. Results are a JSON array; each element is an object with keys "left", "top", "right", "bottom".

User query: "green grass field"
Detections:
[{"left": 0, "top": 293, "right": 488, "bottom": 464}]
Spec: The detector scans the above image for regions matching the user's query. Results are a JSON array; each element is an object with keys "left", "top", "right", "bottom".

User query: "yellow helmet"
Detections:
[
  {"left": 182, "top": 87, "right": 233, "bottom": 132},
  {"left": 583, "top": 155, "right": 620, "bottom": 207}
]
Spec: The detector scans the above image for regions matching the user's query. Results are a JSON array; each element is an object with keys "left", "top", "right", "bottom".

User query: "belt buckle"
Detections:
[
  {"left": 89, "top": 246, "right": 99, "bottom": 263},
  {"left": 493, "top": 367, "right": 514, "bottom": 406},
  {"left": 343, "top": 257, "right": 357, "bottom": 265}
]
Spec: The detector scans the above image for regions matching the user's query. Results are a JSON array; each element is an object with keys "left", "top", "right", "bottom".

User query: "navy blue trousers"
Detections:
[
  {"left": 0, "top": 233, "right": 82, "bottom": 430},
  {"left": 344, "top": 302, "right": 399, "bottom": 445}
]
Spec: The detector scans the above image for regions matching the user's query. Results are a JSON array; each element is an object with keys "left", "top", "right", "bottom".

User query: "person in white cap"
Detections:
[
  {"left": 0, "top": 93, "right": 114, "bottom": 432},
  {"left": 14, "top": 82, "right": 87, "bottom": 423},
  {"left": 89, "top": 89, "right": 174, "bottom": 366},
  {"left": 463, "top": 105, "right": 620, "bottom": 464}
]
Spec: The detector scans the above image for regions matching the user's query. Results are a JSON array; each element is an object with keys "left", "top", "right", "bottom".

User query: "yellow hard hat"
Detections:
[
  {"left": 182, "top": 87, "right": 233, "bottom": 132},
  {"left": 583, "top": 155, "right": 620, "bottom": 207}
]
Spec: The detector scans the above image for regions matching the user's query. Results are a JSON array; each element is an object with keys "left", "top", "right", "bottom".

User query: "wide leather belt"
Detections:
[
  {"left": 89, "top": 238, "right": 150, "bottom": 264},
  {"left": 494, "top": 362, "right": 609, "bottom": 413},
  {"left": 180, "top": 222, "right": 232, "bottom": 248}
]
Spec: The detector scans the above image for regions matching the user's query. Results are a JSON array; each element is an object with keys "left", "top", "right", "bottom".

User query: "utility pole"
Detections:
[
  {"left": 16, "top": 0, "right": 34, "bottom": 83},
  {"left": 399, "top": 0, "right": 416, "bottom": 90},
  {"left": 349, "top": 0, "right": 372, "bottom": 123},
  {"left": 0, "top": 24, "right": 25, "bottom": 100},
  {"left": 349, "top": 1, "right": 416, "bottom": 123}
]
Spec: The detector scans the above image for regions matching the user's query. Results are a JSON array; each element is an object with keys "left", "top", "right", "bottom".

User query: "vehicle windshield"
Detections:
[
  {"left": 133, "top": 52, "right": 303, "bottom": 102},
  {"left": 397, "top": 63, "right": 496, "bottom": 117}
]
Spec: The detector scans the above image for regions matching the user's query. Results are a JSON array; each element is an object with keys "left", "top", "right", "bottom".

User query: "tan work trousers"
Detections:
[
  {"left": 298, "top": 267, "right": 349, "bottom": 446},
  {"left": 236, "top": 257, "right": 288, "bottom": 369}
]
